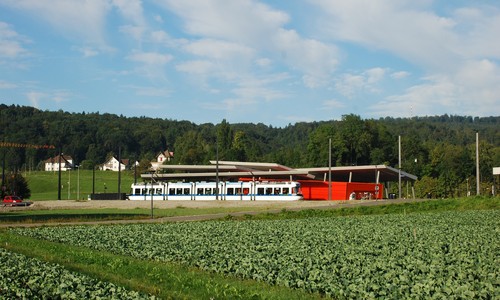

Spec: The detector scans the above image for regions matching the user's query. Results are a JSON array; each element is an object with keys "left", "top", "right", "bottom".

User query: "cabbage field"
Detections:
[
  {"left": 9, "top": 210, "right": 499, "bottom": 299},
  {"left": 0, "top": 248, "right": 154, "bottom": 299}
]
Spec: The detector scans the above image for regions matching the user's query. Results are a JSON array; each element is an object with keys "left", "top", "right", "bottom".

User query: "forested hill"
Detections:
[{"left": 1, "top": 104, "right": 498, "bottom": 197}]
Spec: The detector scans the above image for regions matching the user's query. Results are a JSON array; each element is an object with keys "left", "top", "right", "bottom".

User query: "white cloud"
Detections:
[
  {"left": 52, "top": 90, "right": 70, "bottom": 103},
  {"left": 111, "top": 0, "right": 145, "bottom": 27},
  {"left": 26, "top": 91, "right": 44, "bottom": 108},
  {"left": 1, "top": 0, "right": 111, "bottom": 46},
  {"left": 255, "top": 58, "right": 272, "bottom": 67},
  {"left": 159, "top": 0, "right": 289, "bottom": 44},
  {"left": 322, "top": 99, "right": 345, "bottom": 109},
  {"left": 0, "top": 80, "right": 17, "bottom": 89},
  {"left": 372, "top": 59, "right": 500, "bottom": 117},
  {"left": 0, "top": 21, "right": 29, "bottom": 60},
  {"left": 127, "top": 51, "right": 173, "bottom": 65},
  {"left": 335, "top": 67, "right": 387, "bottom": 98},
  {"left": 154, "top": 15, "right": 164, "bottom": 23},
  {"left": 73, "top": 46, "right": 99, "bottom": 58},
  {"left": 1, "top": 0, "right": 149, "bottom": 49},
  {"left": 120, "top": 25, "right": 145, "bottom": 41},
  {"left": 126, "top": 85, "right": 171, "bottom": 97},
  {"left": 452, "top": 6, "right": 500, "bottom": 60},
  {"left": 183, "top": 39, "right": 255, "bottom": 61},
  {"left": 312, "top": 0, "right": 500, "bottom": 71},
  {"left": 176, "top": 60, "right": 215, "bottom": 75},
  {"left": 391, "top": 71, "right": 410, "bottom": 79},
  {"left": 157, "top": 0, "right": 339, "bottom": 87},
  {"left": 150, "top": 30, "right": 187, "bottom": 48},
  {"left": 365, "top": 68, "right": 386, "bottom": 84}
]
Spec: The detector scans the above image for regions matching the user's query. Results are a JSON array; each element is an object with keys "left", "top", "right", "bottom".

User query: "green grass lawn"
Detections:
[{"left": 23, "top": 170, "right": 136, "bottom": 200}]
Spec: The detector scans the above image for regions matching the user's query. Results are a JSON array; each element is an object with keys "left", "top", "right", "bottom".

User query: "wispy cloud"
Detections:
[
  {"left": 0, "top": 80, "right": 17, "bottom": 89},
  {"left": 0, "top": 21, "right": 29, "bottom": 62},
  {"left": 127, "top": 51, "right": 173, "bottom": 65}
]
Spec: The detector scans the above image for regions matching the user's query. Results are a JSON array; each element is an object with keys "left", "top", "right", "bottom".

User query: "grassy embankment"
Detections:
[
  {"left": 0, "top": 197, "right": 498, "bottom": 299},
  {"left": 23, "top": 170, "right": 135, "bottom": 200}
]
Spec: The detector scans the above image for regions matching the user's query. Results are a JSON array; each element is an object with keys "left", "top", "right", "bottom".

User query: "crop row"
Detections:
[
  {"left": 10, "top": 210, "right": 500, "bottom": 299},
  {"left": 0, "top": 248, "right": 154, "bottom": 299}
]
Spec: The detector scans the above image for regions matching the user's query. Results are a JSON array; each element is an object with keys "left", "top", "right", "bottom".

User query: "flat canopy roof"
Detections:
[
  {"left": 296, "top": 165, "right": 417, "bottom": 182},
  {"left": 142, "top": 161, "right": 417, "bottom": 183}
]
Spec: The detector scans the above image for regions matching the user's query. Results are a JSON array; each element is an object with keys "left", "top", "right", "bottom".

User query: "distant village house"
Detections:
[
  {"left": 151, "top": 150, "right": 174, "bottom": 170},
  {"left": 100, "top": 156, "right": 129, "bottom": 171},
  {"left": 44, "top": 154, "right": 73, "bottom": 171}
]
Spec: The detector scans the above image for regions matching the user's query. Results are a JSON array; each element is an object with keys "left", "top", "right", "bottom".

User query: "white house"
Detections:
[
  {"left": 100, "top": 157, "right": 129, "bottom": 171},
  {"left": 44, "top": 154, "right": 73, "bottom": 171},
  {"left": 151, "top": 150, "right": 174, "bottom": 170}
]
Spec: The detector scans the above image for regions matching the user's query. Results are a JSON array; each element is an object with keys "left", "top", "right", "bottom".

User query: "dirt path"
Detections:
[{"left": 1, "top": 198, "right": 430, "bottom": 228}]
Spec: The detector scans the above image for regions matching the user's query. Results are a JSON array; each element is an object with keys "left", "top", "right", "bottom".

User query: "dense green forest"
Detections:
[{"left": 0, "top": 104, "right": 498, "bottom": 198}]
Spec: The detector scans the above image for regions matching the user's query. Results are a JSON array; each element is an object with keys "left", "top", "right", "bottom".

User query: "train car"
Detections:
[{"left": 128, "top": 181, "right": 303, "bottom": 201}]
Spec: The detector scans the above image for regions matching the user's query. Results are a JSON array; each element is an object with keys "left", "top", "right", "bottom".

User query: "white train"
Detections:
[{"left": 128, "top": 181, "right": 303, "bottom": 201}]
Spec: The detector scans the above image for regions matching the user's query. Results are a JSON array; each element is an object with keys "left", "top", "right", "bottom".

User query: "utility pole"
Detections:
[
  {"left": 58, "top": 149, "right": 62, "bottom": 200},
  {"left": 328, "top": 138, "right": 332, "bottom": 201},
  {"left": 476, "top": 132, "right": 480, "bottom": 195},
  {"left": 398, "top": 135, "right": 402, "bottom": 199},
  {"left": 118, "top": 146, "right": 121, "bottom": 200},
  {"left": 216, "top": 137, "right": 219, "bottom": 201}
]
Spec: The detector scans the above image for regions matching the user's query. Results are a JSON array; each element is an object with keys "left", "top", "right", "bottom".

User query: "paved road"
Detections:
[{"left": 0, "top": 198, "right": 432, "bottom": 228}]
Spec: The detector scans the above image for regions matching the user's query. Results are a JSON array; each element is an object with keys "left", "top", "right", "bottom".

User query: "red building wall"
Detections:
[{"left": 299, "top": 180, "right": 384, "bottom": 200}]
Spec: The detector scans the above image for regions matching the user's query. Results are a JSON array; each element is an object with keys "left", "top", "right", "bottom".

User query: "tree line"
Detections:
[{"left": 1, "top": 104, "right": 498, "bottom": 198}]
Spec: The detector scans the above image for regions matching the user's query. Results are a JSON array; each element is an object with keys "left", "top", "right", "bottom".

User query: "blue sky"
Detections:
[{"left": 1, "top": 0, "right": 499, "bottom": 127}]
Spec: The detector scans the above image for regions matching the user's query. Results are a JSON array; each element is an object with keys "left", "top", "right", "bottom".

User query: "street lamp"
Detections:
[
  {"left": 67, "top": 167, "right": 71, "bottom": 200},
  {"left": 76, "top": 165, "right": 80, "bottom": 200}
]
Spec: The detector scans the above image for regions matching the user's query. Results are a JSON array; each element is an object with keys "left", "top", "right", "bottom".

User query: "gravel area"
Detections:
[{"left": 16, "top": 199, "right": 368, "bottom": 210}]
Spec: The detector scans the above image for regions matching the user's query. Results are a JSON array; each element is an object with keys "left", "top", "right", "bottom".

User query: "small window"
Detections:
[
  {"left": 183, "top": 188, "right": 190, "bottom": 195},
  {"left": 243, "top": 188, "right": 249, "bottom": 195},
  {"left": 176, "top": 188, "right": 183, "bottom": 195},
  {"left": 266, "top": 188, "right": 272, "bottom": 195},
  {"left": 227, "top": 188, "right": 234, "bottom": 195},
  {"left": 257, "top": 188, "right": 264, "bottom": 195},
  {"left": 283, "top": 187, "right": 289, "bottom": 194},
  {"left": 169, "top": 188, "right": 175, "bottom": 195},
  {"left": 197, "top": 188, "right": 204, "bottom": 195}
]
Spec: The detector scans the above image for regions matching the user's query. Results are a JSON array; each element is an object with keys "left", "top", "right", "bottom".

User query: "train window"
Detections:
[
  {"left": 197, "top": 188, "right": 204, "bottom": 195},
  {"left": 206, "top": 188, "right": 213, "bottom": 195},
  {"left": 183, "top": 188, "right": 190, "bottom": 195},
  {"left": 134, "top": 188, "right": 140, "bottom": 194},
  {"left": 283, "top": 187, "right": 289, "bottom": 194},
  {"left": 176, "top": 188, "right": 183, "bottom": 195},
  {"left": 141, "top": 188, "right": 147, "bottom": 194},
  {"left": 156, "top": 188, "right": 162, "bottom": 194},
  {"left": 227, "top": 188, "right": 234, "bottom": 195},
  {"left": 243, "top": 188, "right": 249, "bottom": 195},
  {"left": 235, "top": 188, "right": 241, "bottom": 194},
  {"left": 169, "top": 188, "right": 175, "bottom": 195},
  {"left": 274, "top": 188, "right": 280, "bottom": 194},
  {"left": 257, "top": 188, "right": 264, "bottom": 195},
  {"left": 266, "top": 188, "right": 272, "bottom": 195}
]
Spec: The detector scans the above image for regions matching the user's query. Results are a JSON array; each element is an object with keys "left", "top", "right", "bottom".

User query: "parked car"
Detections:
[{"left": 2, "top": 195, "right": 32, "bottom": 207}]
